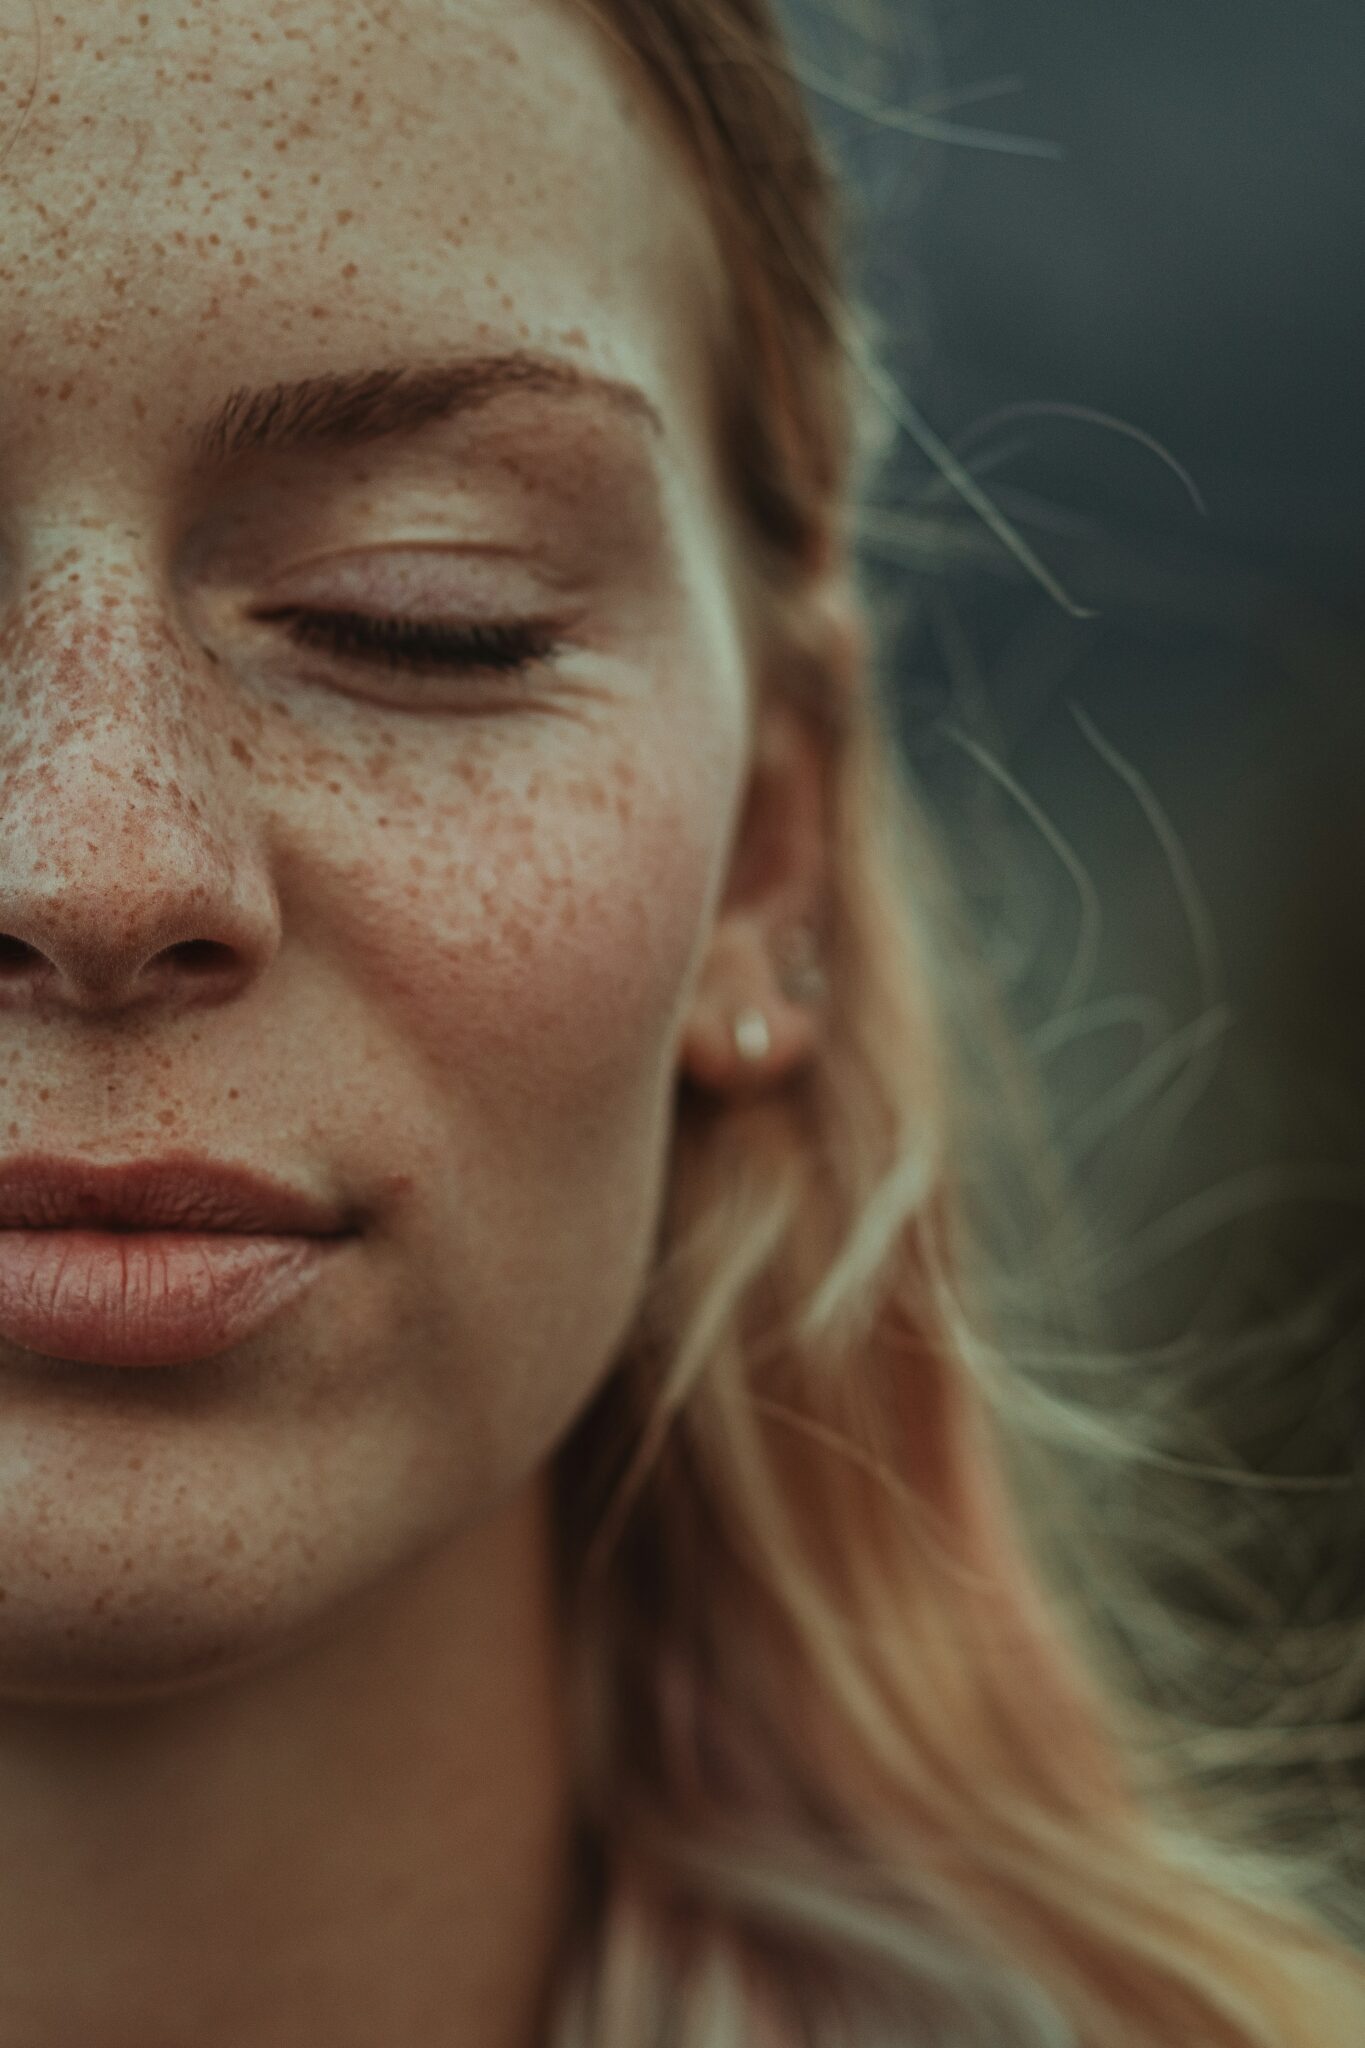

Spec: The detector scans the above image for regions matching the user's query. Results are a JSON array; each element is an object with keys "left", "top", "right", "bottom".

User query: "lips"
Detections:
[
  {"left": 0, "top": 1154, "right": 358, "bottom": 1368},
  {"left": 0, "top": 1153, "right": 356, "bottom": 1235}
]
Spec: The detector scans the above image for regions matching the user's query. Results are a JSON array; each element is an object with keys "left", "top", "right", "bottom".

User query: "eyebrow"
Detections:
[{"left": 191, "top": 350, "right": 665, "bottom": 468}]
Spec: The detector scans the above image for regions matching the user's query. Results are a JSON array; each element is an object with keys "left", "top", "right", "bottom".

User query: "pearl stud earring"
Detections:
[
  {"left": 732, "top": 926, "right": 827, "bottom": 1065},
  {"left": 733, "top": 1008, "right": 773, "bottom": 1063}
]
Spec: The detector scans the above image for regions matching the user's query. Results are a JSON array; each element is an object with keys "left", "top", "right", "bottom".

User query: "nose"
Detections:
[
  {"left": 0, "top": 615, "right": 281, "bottom": 1020},
  {"left": 0, "top": 879, "right": 278, "bottom": 1017}
]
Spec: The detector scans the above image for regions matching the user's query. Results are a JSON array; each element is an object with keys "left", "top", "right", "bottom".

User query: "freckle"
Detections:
[
  {"left": 341, "top": 262, "right": 358, "bottom": 280},
  {"left": 37, "top": 1088, "right": 50, "bottom": 1102},
  {"left": 326, "top": 780, "right": 341, "bottom": 795}
]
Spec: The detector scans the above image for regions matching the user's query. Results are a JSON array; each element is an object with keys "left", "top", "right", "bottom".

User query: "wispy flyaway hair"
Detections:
[{"left": 544, "top": 2, "right": 1365, "bottom": 2040}]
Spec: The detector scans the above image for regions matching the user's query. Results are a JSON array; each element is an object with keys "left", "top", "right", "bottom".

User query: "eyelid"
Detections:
[{"left": 254, "top": 542, "right": 582, "bottom": 611}]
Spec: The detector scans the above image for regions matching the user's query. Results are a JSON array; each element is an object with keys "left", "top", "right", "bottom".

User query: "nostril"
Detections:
[
  {"left": 0, "top": 937, "right": 42, "bottom": 976},
  {"left": 164, "top": 940, "right": 237, "bottom": 976},
  {"left": 0, "top": 934, "right": 240, "bottom": 995}
]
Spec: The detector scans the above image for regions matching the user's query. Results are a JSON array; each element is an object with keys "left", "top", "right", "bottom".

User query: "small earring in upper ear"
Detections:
[
  {"left": 777, "top": 925, "right": 828, "bottom": 1007},
  {"left": 733, "top": 1008, "right": 773, "bottom": 1063}
]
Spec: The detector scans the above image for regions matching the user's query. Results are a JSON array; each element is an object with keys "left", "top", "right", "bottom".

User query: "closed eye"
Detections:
[{"left": 253, "top": 606, "right": 565, "bottom": 677}]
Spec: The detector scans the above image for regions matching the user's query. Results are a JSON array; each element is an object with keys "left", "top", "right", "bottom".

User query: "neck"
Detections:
[{"left": 0, "top": 1480, "right": 575, "bottom": 2048}]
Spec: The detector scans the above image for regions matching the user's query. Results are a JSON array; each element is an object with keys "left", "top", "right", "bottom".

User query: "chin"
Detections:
[{"left": 0, "top": 1568, "right": 349, "bottom": 1712}]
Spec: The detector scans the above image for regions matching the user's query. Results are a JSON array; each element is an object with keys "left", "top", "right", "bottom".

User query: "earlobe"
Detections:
[
  {"left": 676, "top": 946, "right": 826, "bottom": 1095},
  {"left": 676, "top": 887, "right": 831, "bottom": 1099},
  {"left": 675, "top": 575, "right": 859, "bottom": 1097}
]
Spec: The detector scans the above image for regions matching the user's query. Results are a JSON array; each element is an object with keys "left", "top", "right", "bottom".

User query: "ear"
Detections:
[{"left": 677, "top": 581, "right": 864, "bottom": 1096}]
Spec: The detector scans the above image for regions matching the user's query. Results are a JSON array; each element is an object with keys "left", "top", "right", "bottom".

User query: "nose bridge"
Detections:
[
  {"left": 5, "top": 580, "right": 229, "bottom": 856},
  {"left": 0, "top": 577, "right": 280, "bottom": 1014}
]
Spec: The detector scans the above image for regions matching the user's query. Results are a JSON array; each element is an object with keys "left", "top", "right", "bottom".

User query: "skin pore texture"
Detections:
[{"left": 0, "top": 1, "right": 844, "bottom": 2042}]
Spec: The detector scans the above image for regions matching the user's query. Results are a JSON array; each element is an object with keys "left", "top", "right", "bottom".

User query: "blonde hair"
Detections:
[{"left": 543, "top": 2, "right": 1365, "bottom": 2039}]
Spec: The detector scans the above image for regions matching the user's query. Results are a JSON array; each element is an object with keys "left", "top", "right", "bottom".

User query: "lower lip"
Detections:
[{"left": 0, "top": 1229, "right": 348, "bottom": 1367}]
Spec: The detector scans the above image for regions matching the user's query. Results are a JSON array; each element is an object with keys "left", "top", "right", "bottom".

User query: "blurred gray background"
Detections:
[
  {"left": 781, "top": 0, "right": 1365, "bottom": 1875},
  {"left": 780, "top": 0, "right": 1364, "bottom": 1378}
]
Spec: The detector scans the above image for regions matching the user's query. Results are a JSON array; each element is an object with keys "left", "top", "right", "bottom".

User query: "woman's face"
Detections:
[{"left": 0, "top": 0, "right": 767, "bottom": 1697}]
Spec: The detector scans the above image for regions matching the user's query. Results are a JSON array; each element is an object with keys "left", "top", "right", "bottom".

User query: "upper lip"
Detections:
[{"left": 0, "top": 1154, "right": 357, "bottom": 1235}]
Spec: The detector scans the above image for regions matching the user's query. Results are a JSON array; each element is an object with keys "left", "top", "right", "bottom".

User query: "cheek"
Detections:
[
  {"left": 303, "top": 723, "right": 738, "bottom": 1132},
  {"left": 299, "top": 722, "right": 740, "bottom": 1481}
]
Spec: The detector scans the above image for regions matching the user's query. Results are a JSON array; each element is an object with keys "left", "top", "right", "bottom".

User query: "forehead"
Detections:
[{"left": 0, "top": 0, "right": 724, "bottom": 469}]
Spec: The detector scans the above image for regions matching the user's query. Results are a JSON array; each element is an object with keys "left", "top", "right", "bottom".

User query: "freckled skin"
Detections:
[
  {"left": 0, "top": 0, "right": 752, "bottom": 1685},
  {"left": 0, "top": 1, "right": 838, "bottom": 2041}
]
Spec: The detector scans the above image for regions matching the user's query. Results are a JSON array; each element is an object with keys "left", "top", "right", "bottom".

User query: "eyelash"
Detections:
[{"left": 256, "top": 606, "right": 564, "bottom": 678}]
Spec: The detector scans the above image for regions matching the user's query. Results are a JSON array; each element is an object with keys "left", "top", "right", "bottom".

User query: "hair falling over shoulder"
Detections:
[{"left": 541, "top": 2, "right": 1365, "bottom": 2041}]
